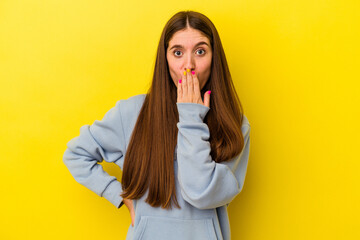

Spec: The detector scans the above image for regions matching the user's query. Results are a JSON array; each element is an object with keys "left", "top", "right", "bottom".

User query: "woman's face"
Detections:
[{"left": 166, "top": 27, "right": 212, "bottom": 90}]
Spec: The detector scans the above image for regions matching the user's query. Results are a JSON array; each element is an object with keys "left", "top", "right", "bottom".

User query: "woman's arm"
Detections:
[
  {"left": 63, "top": 100, "right": 127, "bottom": 209},
  {"left": 176, "top": 102, "right": 251, "bottom": 210}
]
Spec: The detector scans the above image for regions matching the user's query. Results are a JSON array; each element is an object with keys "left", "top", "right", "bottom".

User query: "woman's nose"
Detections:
[{"left": 184, "top": 56, "right": 195, "bottom": 71}]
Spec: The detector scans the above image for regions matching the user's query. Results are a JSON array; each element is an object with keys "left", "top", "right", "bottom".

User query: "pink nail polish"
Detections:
[
  {"left": 191, "top": 71, "right": 195, "bottom": 75},
  {"left": 179, "top": 79, "right": 182, "bottom": 83},
  {"left": 208, "top": 91, "right": 211, "bottom": 94}
]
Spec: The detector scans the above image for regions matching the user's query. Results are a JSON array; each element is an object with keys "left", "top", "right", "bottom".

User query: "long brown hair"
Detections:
[{"left": 120, "top": 10, "right": 246, "bottom": 210}]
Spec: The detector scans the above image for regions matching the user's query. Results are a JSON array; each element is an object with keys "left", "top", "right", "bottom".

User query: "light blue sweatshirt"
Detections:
[{"left": 63, "top": 93, "right": 251, "bottom": 240}]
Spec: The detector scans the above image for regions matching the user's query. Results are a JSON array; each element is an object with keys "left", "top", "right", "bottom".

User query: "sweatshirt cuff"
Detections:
[
  {"left": 176, "top": 102, "right": 210, "bottom": 122},
  {"left": 101, "top": 179, "right": 124, "bottom": 209}
]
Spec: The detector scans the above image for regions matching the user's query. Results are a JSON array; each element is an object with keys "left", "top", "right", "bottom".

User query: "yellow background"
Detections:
[{"left": 1, "top": 0, "right": 359, "bottom": 239}]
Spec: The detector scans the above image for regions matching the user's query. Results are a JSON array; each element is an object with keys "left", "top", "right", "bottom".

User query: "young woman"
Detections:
[{"left": 63, "top": 10, "right": 251, "bottom": 240}]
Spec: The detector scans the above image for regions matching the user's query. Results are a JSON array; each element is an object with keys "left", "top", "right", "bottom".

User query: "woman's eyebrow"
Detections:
[{"left": 169, "top": 41, "right": 209, "bottom": 51}]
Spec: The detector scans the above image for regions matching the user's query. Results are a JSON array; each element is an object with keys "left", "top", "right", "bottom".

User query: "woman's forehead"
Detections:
[{"left": 169, "top": 29, "right": 210, "bottom": 47}]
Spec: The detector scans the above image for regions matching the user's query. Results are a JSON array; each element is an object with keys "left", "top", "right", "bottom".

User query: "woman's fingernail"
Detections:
[
  {"left": 207, "top": 91, "right": 211, "bottom": 94},
  {"left": 191, "top": 71, "right": 195, "bottom": 75},
  {"left": 187, "top": 68, "right": 191, "bottom": 72},
  {"left": 183, "top": 71, "right": 186, "bottom": 76},
  {"left": 179, "top": 79, "right": 182, "bottom": 83}
]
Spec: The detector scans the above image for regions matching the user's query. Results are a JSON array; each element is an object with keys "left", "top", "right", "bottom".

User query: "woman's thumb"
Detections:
[{"left": 203, "top": 90, "right": 211, "bottom": 108}]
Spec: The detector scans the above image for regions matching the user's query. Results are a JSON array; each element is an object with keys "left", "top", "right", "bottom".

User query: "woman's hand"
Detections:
[
  {"left": 123, "top": 198, "right": 135, "bottom": 227},
  {"left": 177, "top": 69, "right": 211, "bottom": 108}
]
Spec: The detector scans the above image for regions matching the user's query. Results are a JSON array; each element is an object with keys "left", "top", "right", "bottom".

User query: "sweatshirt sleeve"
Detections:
[
  {"left": 63, "top": 100, "right": 127, "bottom": 209},
  {"left": 176, "top": 102, "right": 251, "bottom": 210}
]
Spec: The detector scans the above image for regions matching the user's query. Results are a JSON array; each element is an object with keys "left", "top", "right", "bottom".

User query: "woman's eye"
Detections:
[
  {"left": 174, "top": 50, "right": 182, "bottom": 56},
  {"left": 196, "top": 49, "right": 205, "bottom": 55}
]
